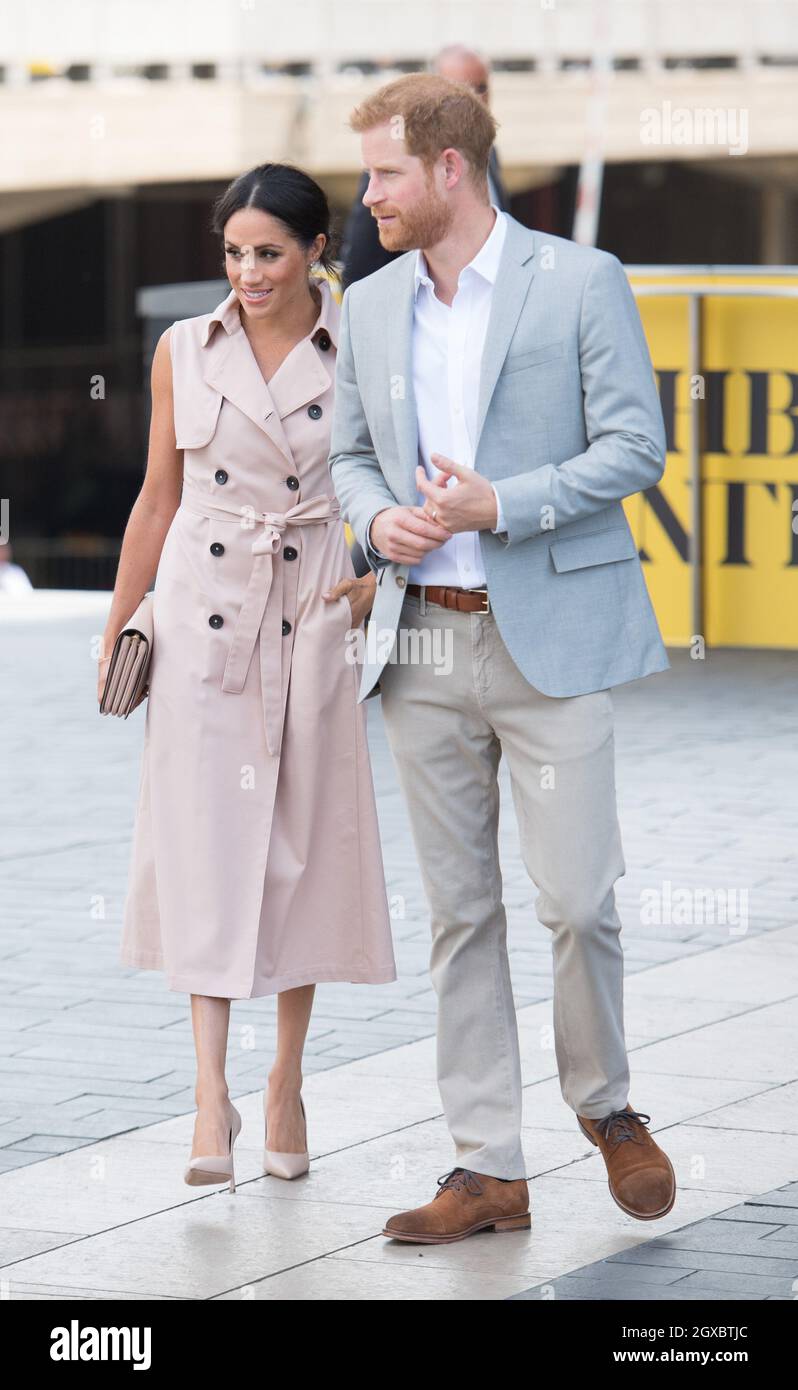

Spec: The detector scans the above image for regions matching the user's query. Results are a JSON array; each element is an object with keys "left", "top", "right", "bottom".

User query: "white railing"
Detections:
[{"left": 2, "top": 0, "right": 798, "bottom": 75}]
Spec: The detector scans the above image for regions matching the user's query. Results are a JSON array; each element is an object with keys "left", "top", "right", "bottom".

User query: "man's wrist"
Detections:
[{"left": 366, "top": 509, "right": 391, "bottom": 561}]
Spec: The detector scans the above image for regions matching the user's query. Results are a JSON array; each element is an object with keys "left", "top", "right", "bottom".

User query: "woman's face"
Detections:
[{"left": 223, "top": 208, "right": 325, "bottom": 321}]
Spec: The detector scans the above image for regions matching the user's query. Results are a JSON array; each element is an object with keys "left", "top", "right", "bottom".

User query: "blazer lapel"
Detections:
[
  {"left": 387, "top": 254, "right": 421, "bottom": 504},
  {"left": 474, "top": 219, "right": 537, "bottom": 456},
  {"left": 385, "top": 221, "right": 538, "bottom": 495}
]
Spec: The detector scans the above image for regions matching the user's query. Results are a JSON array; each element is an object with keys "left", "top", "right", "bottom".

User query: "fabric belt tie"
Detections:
[{"left": 179, "top": 484, "right": 341, "bottom": 756}]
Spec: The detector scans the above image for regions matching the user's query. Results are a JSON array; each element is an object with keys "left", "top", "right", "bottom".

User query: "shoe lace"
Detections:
[
  {"left": 595, "top": 1108, "right": 652, "bottom": 1146},
  {"left": 434, "top": 1167, "right": 485, "bottom": 1198}
]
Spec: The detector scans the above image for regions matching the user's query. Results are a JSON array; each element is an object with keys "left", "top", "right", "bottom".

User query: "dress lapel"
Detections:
[
  {"left": 200, "top": 278, "right": 341, "bottom": 467},
  {"left": 265, "top": 340, "right": 331, "bottom": 421},
  {"left": 202, "top": 321, "right": 294, "bottom": 464},
  {"left": 267, "top": 277, "right": 340, "bottom": 419}
]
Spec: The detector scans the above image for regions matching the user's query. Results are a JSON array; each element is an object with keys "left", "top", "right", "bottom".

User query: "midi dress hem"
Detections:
[{"left": 118, "top": 948, "right": 398, "bottom": 1000}]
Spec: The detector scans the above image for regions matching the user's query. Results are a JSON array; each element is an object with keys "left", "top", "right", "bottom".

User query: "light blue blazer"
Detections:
[{"left": 328, "top": 214, "right": 670, "bottom": 703}]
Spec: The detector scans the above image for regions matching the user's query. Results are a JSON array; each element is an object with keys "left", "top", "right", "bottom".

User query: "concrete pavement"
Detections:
[{"left": 0, "top": 594, "right": 796, "bottom": 1299}]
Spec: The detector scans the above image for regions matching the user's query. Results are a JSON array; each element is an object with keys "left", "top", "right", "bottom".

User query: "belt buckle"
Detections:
[{"left": 471, "top": 587, "right": 490, "bottom": 614}]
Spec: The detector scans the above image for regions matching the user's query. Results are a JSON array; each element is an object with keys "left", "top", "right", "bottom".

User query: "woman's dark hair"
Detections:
[{"left": 211, "top": 163, "right": 340, "bottom": 278}]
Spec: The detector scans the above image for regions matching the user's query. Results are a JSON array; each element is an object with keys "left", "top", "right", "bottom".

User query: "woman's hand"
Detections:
[
  {"left": 97, "top": 648, "right": 149, "bottom": 711},
  {"left": 321, "top": 571, "right": 377, "bottom": 629},
  {"left": 97, "top": 652, "right": 113, "bottom": 705}
]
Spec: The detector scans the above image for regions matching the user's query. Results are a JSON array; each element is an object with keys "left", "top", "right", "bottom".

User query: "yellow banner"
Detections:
[{"left": 627, "top": 270, "right": 798, "bottom": 649}]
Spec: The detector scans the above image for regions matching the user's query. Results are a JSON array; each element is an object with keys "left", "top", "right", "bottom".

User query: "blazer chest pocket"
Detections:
[
  {"left": 503, "top": 340, "right": 564, "bottom": 374},
  {"left": 549, "top": 525, "right": 639, "bottom": 573}
]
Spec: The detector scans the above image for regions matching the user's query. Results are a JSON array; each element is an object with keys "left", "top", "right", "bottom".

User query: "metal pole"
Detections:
[
  {"left": 573, "top": 0, "right": 613, "bottom": 246},
  {"left": 687, "top": 292, "right": 703, "bottom": 641}
]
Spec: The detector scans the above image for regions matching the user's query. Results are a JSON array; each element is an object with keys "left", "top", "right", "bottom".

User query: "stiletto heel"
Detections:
[
  {"left": 184, "top": 1105, "right": 242, "bottom": 1193},
  {"left": 263, "top": 1089, "right": 310, "bottom": 1179}
]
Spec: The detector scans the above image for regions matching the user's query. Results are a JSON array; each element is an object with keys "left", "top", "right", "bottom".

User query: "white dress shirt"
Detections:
[{"left": 366, "top": 204, "right": 508, "bottom": 584}]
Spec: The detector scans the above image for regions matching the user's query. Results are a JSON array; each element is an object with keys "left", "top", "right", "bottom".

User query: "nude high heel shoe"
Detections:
[
  {"left": 184, "top": 1105, "right": 242, "bottom": 1193},
  {"left": 263, "top": 1090, "right": 309, "bottom": 1179}
]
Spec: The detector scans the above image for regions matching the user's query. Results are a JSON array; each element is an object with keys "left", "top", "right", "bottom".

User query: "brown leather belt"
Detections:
[{"left": 406, "top": 583, "right": 491, "bottom": 614}]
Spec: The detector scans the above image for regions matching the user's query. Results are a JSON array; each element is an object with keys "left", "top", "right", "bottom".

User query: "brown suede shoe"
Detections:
[
  {"left": 577, "top": 1104, "right": 676, "bottom": 1220},
  {"left": 382, "top": 1167, "right": 531, "bottom": 1244}
]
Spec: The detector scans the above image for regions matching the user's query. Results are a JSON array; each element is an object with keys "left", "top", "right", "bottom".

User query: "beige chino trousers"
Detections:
[{"left": 377, "top": 589, "right": 631, "bottom": 1180}]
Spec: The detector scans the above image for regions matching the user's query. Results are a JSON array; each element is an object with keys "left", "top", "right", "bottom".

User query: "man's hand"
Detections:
[
  {"left": 416, "top": 455, "right": 498, "bottom": 533},
  {"left": 369, "top": 504, "right": 453, "bottom": 565}
]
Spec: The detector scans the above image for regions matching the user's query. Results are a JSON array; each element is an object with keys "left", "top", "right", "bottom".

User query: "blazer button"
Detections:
[
  {"left": 214, "top": 469, "right": 228, "bottom": 485},
  {"left": 396, "top": 576, "right": 406, "bottom": 588},
  {"left": 307, "top": 403, "right": 323, "bottom": 420},
  {"left": 210, "top": 542, "right": 225, "bottom": 556},
  {"left": 317, "top": 333, "right": 331, "bottom": 351},
  {"left": 283, "top": 546, "right": 297, "bottom": 560},
  {"left": 209, "top": 613, "right": 224, "bottom": 628},
  {"left": 286, "top": 475, "right": 300, "bottom": 490},
  {"left": 282, "top": 619, "right": 292, "bottom": 636}
]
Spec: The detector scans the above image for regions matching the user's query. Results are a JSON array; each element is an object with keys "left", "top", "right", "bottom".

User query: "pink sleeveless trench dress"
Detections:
[{"left": 119, "top": 277, "right": 397, "bottom": 998}]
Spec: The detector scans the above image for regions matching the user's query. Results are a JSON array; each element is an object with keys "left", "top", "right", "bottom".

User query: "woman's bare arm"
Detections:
[{"left": 98, "top": 327, "right": 183, "bottom": 688}]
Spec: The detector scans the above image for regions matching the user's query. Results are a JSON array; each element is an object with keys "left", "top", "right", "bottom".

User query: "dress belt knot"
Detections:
[{"left": 179, "top": 484, "right": 341, "bottom": 756}]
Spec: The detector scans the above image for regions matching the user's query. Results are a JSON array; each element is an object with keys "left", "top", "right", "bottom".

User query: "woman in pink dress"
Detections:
[{"left": 99, "top": 164, "right": 396, "bottom": 1190}]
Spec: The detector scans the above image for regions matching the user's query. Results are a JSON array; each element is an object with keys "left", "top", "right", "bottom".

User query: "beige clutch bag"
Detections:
[{"left": 99, "top": 592, "right": 154, "bottom": 718}]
